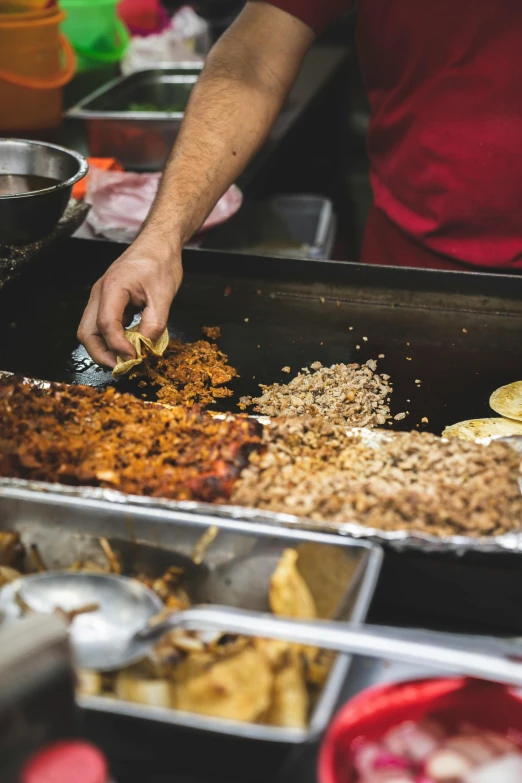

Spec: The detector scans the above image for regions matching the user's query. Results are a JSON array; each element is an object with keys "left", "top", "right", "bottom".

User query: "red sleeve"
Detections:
[{"left": 261, "top": 0, "right": 351, "bottom": 34}]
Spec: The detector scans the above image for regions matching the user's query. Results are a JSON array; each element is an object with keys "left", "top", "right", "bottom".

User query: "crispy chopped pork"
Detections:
[
  {"left": 131, "top": 338, "right": 238, "bottom": 407},
  {"left": 238, "top": 361, "right": 392, "bottom": 427},
  {"left": 201, "top": 326, "right": 221, "bottom": 340},
  {"left": 0, "top": 377, "right": 261, "bottom": 502}
]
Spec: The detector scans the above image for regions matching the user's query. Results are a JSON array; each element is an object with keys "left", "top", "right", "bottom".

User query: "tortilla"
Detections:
[
  {"left": 269, "top": 549, "right": 317, "bottom": 620},
  {"left": 442, "top": 417, "right": 522, "bottom": 441},
  {"left": 112, "top": 323, "right": 169, "bottom": 378},
  {"left": 265, "top": 658, "right": 309, "bottom": 729},
  {"left": 294, "top": 542, "right": 357, "bottom": 620},
  {"left": 490, "top": 381, "right": 522, "bottom": 423},
  {"left": 174, "top": 646, "right": 273, "bottom": 722}
]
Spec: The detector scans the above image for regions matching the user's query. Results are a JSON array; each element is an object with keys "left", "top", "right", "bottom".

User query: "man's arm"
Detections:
[{"left": 78, "top": 2, "right": 315, "bottom": 367}]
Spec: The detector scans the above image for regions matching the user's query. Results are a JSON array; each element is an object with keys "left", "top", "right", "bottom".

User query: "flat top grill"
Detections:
[{"left": 1, "top": 239, "right": 522, "bottom": 437}]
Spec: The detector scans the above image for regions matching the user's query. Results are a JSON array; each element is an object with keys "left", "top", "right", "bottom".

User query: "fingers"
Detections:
[
  {"left": 86, "top": 334, "right": 118, "bottom": 369},
  {"left": 139, "top": 299, "right": 171, "bottom": 343},
  {"left": 78, "top": 279, "right": 133, "bottom": 368},
  {"left": 77, "top": 253, "right": 181, "bottom": 367},
  {"left": 138, "top": 264, "right": 182, "bottom": 342},
  {"left": 77, "top": 286, "right": 116, "bottom": 368},
  {"left": 95, "top": 282, "right": 136, "bottom": 360}
]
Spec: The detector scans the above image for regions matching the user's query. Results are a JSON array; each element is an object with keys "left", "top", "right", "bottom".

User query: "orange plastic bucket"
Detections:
[{"left": 0, "top": 9, "right": 76, "bottom": 133}]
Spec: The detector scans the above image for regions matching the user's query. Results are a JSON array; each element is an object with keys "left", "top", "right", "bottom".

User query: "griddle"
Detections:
[
  {"left": 1, "top": 238, "right": 522, "bottom": 438},
  {"left": 4, "top": 240, "right": 522, "bottom": 783}
]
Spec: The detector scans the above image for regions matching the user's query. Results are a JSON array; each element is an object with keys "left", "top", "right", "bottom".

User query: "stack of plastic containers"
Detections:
[{"left": 0, "top": 0, "right": 76, "bottom": 133}]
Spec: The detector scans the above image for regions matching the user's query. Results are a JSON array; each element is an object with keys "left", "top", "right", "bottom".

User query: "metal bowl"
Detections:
[{"left": 0, "top": 139, "right": 88, "bottom": 246}]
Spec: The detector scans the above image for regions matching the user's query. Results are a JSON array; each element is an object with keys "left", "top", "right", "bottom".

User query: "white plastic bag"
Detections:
[
  {"left": 121, "top": 7, "right": 209, "bottom": 75},
  {"left": 170, "top": 6, "right": 211, "bottom": 55}
]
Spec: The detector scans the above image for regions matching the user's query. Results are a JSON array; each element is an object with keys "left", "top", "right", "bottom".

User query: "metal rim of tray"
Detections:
[{"left": 65, "top": 67, "right": 202, "bottom": 121}]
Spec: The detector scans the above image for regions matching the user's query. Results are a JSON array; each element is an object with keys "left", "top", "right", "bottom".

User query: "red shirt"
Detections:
[{"left": 265, "top": 0, "right": 522, "bottom": 269}]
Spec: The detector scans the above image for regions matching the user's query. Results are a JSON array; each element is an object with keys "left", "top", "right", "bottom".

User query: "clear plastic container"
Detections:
[{"left": 201, "top": 194, "right": 336, "bottom": 260}]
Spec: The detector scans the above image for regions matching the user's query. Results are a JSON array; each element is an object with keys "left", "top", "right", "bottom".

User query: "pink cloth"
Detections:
[{"left": 84, "top": 168, "right": 242, "bottom": 243}]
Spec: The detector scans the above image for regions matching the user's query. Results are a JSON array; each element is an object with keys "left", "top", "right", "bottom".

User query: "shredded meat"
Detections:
[
  {"left": 232, "top": 418, "right": 522, "bottom": 537},
  {"left": 129, "top": 338, "right": 238, "bottom": 407},
  {"left": 201, "top": 326, "right": 221, "bottom": 340},
  {"left": 0, "top": 377, "right": 261, "bottom": 502},
  {"left": 238, "top": 361, "right": 392, "bottom": 428}
]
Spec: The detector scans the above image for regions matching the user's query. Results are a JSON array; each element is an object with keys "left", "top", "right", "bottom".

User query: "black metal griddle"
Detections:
[
  {"left": 1, "top": 238, "right": 522, "bottom": 438},
  {"left": 5, "top": 240, "right": 522, "bottom": 783}
]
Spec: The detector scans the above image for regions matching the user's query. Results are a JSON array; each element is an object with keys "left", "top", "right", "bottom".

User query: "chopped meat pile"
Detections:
[
  {"left": 238, "top": 360, "right": 392, "bottom": 427},
  {"left": 232, "top": 417, "right": 522, "bottom": 537},
  {"left": 0, "top": 377, "right": 261, "bottom": 502},
  {"left": 132, "top": 338, "right": 238, "bottom": 407},
  {"left": 201, "top": 325, "right": 221, "bottom": 340}
]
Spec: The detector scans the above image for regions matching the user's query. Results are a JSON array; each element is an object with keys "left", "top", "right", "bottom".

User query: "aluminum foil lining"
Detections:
[{"left": 1, "top": 371, "right": 522, "bottom": 554}]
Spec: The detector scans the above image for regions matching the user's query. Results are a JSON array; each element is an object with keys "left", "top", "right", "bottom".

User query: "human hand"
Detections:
[{"left": 77, "top": 237, "right": 182, "bottom": 368}]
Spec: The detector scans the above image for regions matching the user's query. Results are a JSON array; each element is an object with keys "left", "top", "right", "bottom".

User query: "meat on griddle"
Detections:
[{"left": 0, "top": 377, "right": 262, "bottom": 502}]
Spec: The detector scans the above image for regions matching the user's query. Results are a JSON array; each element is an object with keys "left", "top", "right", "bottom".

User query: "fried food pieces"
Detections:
[
  {"left": 0, "top": 377, "right": 261, "bottom": 502},
  {"left": 68, "top": 541, "right": 332, "bottom": 729},
  {"left": 269, "top": 548, "right": 316, "bottom": 619},
  {"left": 112, "top": 323, "right": 169, "bottom": 378},
  {"left": 174, "top": 646, "right": 273, "bottom": 721}
]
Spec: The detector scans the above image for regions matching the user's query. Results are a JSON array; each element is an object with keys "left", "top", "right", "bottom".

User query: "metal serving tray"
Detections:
[
  {"left": 0, "top": 490, "right": 382, "bottom": 744},
  {"left": 66, "top": 66, "right": 203, "bottom": 170}
]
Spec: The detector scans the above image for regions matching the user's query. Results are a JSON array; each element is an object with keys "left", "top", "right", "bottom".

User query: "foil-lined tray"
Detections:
[{"left": 1, "top": 371, "right": 522, "bottom": 554}]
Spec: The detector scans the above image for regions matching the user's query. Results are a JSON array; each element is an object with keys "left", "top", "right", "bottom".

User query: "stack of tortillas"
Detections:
[
  {"left": 443, "top": 381, "right": 522, "bottom": 441},
  {"left": 112, "top": 323, "right": 169, "bottom": 379}
]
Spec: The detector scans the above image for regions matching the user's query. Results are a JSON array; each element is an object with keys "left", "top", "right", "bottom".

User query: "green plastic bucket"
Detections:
[
  {"left": 60, "top": 0, "right": 128, "bottom": 51},
  {"left": 59, "top": 0, "right": 129, "bottom": 71}
]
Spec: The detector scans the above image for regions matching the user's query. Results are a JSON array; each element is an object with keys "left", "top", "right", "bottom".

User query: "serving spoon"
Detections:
[{"left": 2, "top": 571, "right": 522, "bottom": 685}]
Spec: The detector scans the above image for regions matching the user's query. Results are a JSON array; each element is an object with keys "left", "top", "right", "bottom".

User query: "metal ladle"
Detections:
[{"left": 2, "top": 571, "right": 522, "bottom": 685}]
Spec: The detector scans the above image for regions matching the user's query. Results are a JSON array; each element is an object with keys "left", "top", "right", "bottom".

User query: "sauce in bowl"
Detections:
[{"left": 0, "top": 174, "right": 60, "bottom": 196}]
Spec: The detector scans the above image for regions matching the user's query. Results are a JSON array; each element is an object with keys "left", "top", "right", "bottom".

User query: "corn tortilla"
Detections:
[
  {"left": 490, "top": 381, "right": 522, "bottom": 423},
  {"left": 112, "top": 323, "right": 169, "bottom": 378},
  {"left": 442, "top": 417, "right": 522, "bottom": 441}
]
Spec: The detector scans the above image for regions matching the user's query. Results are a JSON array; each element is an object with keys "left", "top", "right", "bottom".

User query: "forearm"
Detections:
[
  {"left": 78, "top": 4, "right": 315, "bottom": 366},
  {"left": 139, "top": 3, "right": 314, "bottom": 249}
]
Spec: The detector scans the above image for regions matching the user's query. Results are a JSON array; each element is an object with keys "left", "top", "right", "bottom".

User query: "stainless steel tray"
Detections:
[
  {"left": 0, "top": 490, "right": 382, "bottom": 744},
  {"left": 66, "top": 66, "right": 203, "bottom": 170}
]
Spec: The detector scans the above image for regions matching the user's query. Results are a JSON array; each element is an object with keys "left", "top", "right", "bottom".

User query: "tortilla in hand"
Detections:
[{"left": 112, "top": 323, "right": 169, "bottom": 379}]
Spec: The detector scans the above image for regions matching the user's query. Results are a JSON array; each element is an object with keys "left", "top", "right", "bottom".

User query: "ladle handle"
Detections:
[{"left": 138, "top": 605, "right": 522, "bottom": 688}]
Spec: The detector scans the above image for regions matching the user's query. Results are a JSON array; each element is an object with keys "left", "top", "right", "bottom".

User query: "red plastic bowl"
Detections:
[{"left": 318, "top": 678, "right": 522, "bottom": 783}]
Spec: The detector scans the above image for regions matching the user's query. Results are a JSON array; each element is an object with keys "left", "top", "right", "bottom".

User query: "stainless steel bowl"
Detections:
[{"left": 0, "top": 139, "right": 88, "bottom": 245}]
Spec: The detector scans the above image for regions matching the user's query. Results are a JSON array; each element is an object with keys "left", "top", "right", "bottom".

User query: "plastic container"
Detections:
[
  {"left": 118, "top": 0, "right": 169, "bottom": 36},
  {"left": 0, "top": 0, "right": 55, "bottom": 12},
  {"left": 0, "top": 8, "right": 76, "bottom": 133},
  {"left": 200, "top": 194, "right": 336, "bottom": 260},
  {"left": 60, "top": 0, "right": 129, "bottom": 70},
  {"left": 21, "top": 741, "right": 110, "bottom": 783},
  {"left": 318, "top": 678, "right": 522, "bottom": 783}
]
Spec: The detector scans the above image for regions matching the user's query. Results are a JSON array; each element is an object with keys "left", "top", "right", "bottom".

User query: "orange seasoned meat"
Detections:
[{"left": 0, "top": 377, "right": 261, "bottom": 502}]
